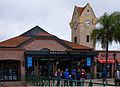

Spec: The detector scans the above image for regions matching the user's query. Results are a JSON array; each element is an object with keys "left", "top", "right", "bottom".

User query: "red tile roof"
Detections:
[
  {"left": 0, "top": 26, "right": 93, "bottom": 50},
  {"left": 63, "top": 40, "right": 93, "bottom": 50},
  {"left": 0, "top": 35, "right": 92, "bottom": 50},
  {"left": 0, "top": 36, "right": 30, "bottom": 47},
  {"left": 76, "top": 6, "right": 85, "bottom": 15}
]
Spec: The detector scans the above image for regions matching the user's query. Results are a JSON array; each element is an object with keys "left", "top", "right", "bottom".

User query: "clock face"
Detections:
[{"left": 84, "top": 20, "right": 91, "bottom": 28}]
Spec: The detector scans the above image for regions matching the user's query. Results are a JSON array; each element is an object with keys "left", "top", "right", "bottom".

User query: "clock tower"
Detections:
[{"left": 69, "top": 3, "right": 96, "bottom": 49}]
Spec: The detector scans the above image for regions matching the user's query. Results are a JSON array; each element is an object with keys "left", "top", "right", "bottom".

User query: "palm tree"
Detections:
[{"left": 91, "top": 12, "right": 120, "bottom": 79}]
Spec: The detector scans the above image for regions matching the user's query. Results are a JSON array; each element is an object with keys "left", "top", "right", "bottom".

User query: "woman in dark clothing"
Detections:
[{"left": 102, "top": 69, "right": 107, "bottom": 85}]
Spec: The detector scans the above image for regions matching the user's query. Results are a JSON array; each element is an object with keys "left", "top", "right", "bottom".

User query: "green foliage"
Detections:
[{"left": 91, "top": 11, "right": 120, "bottom": 49}]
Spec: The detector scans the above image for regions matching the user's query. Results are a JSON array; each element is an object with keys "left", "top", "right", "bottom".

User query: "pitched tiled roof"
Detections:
[
  {"left": 0, "top": 36, "right": 92, "bottom": 50},
  {"left": 0, "top": 26, "right": 92, "bottom": 50},
  {"left": 0, "top": 36, "right": 30, "bottom": 47},
  {"left": 63, "top": 40, "right": 93, "bottom": 50},
  {"left": 75, "top": 6, "right": 85, "bottom": 15}
]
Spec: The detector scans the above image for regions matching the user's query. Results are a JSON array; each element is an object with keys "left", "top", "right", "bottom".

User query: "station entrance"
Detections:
[{"left": 25, "top": 50, "right": 98, "bottom": 78}]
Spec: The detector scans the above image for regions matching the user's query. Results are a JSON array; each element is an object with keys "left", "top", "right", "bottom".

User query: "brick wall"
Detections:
[
  {"left": 0, "top": 49, "right": 25, "bottom": 81},
  {"left": 0, "top": 49, "right": 24, "bottom": 60},
  {"left": 22, "top": 39, "right": 68, "bottom": 51}
]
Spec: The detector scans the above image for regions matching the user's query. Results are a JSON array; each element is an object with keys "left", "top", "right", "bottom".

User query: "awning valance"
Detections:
[
  {"left": 97, "top": 58, "right": 114, "bottom": 63},
  {"left": 97, "top": 58, "right": 120, "bottom": 64}
]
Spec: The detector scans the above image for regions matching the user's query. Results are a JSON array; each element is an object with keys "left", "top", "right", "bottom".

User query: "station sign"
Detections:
[
  {"left": 86, "top": 57, "right": 91, "bottom": 66},
  {"left": 50, "top": 51, "right": 67, "bottom": 54},
  {"left": 27, "top": 56, "right": 33, "bottom": 68}
]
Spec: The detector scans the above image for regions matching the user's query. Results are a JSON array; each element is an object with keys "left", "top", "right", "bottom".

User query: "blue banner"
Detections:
[
  {"left": 27, "top": 56, "right": 32, "bottom": 68},
  {"left": 86, "top": 57, "right": 91, "bottom": 66}
]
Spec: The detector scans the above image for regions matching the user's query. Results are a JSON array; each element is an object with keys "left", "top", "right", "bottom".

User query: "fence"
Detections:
[{"left": 25, "top": 74, "right": 115, "bottom": 86}]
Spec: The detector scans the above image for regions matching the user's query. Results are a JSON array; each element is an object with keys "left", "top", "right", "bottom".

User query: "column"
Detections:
[
  {"left": 21, "top": 60, "right": 25, "bottom": 81},
  {"left": 48, "top": 58, "right": 50, "bottom": 76},
  {"left": 111, "top": 63, "right": 114, "bottom": 78},
  {"left": 34, "top": 61, "right": 39, "bottom": 76},
  {"left": 93, "top": 56, "right": 97, "bottom": 79},
  {"left": 53, "top": 61, "right": 57, "bottom": 74}
]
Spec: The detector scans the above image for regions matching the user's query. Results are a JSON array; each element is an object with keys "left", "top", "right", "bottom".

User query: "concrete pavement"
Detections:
[{"left": 84, "top": 78, "right": 115, "bottom": 86}]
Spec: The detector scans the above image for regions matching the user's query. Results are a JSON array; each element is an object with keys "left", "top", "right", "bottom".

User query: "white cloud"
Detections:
[{"left": 0, "top": 0, "right": 120, "bottom": 50}]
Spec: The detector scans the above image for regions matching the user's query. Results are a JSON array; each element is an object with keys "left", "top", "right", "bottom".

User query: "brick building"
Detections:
[{"left": 0, "top": 26, "right": 97, "bottom": 85}]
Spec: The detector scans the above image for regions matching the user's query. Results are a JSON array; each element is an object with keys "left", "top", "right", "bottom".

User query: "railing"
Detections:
[{"left": 25, "top": 74, "right": 115, "bottom": 86}]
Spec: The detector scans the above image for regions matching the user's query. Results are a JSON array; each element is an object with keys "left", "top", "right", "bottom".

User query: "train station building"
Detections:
[
  {"left": 0, "top": 26, "right": 97, "bottom": 83},
  {"left": 0, "top": 3, "right": 119, "bottom": 86}
]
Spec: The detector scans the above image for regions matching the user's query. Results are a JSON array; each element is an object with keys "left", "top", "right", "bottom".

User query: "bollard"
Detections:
[{"left": 88, "top": 80, "right": 93, "bottom": 86}]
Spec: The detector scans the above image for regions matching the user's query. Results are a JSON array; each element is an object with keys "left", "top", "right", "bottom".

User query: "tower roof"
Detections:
[
  {"left": 75, "top": 6, "right": 85, "bottom": 15},
  {"left": 75, "top": 3, "right": 91, "bottom": 16}
]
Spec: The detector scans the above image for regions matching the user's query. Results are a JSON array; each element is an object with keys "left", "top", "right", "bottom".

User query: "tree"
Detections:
[{"left": 91, "top": 11, "right": 120, "bottom": 79}]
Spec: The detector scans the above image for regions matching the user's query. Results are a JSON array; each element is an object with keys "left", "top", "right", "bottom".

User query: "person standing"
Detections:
[
  {"left": 55, "top": 68, "right": 61, "bottom": 78},
  {"left": 63, "top": 68, "right": 69, "bottom": 79},
  {"left": 71, "top": 68, "right": 76, "bottom": 80},
  {"left": 55, "top": 68, "right": 61, "bottom": 86},
  {"left": 63, "top": 68, "right": 69, "bottom": 86},
  {"left": 76, "top": 68, "right": 81, "bottom": 86},
  {"left": 60, "top": 70, "right": 64, "bottom": 79},
  {"left": 102, "top": 69, "right": 107, "bottom": 85},
  {"left": 80, "top": 68, "right": 87, "bottom": 86}
]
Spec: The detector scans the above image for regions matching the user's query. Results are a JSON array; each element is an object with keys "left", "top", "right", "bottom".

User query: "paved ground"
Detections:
[
  {"left": 85, "top": 78, "right": 115, "bottom": 86},
  {"left": 3, "top": 78, "right": 116, "bottom": 87}
]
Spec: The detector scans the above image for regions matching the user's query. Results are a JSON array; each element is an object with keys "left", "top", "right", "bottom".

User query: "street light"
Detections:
[{"left": 113, "top": 53, "right": 116, "bottom": 78}]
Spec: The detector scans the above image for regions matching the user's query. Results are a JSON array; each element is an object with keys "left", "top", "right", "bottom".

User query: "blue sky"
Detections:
[{"left": 0, "top": 0, "right": 120, "bottom": 50}]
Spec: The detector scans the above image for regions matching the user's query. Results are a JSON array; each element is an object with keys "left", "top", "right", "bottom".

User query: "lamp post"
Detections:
[{"left": 113, "top": 53, "right": 116, "bottom": 78}]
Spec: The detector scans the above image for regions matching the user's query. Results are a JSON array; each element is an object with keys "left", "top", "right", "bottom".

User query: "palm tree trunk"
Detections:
[{"left": 105, "top": 28, "right": 108, "bottom": 79}]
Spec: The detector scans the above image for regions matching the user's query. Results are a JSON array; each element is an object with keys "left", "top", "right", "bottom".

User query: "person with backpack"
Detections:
[{"left": 63, "top": 68, "right": 69, "bottom": 79}]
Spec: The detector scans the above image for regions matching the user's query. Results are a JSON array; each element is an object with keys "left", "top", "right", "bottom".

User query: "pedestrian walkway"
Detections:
[{"left": 85, "top": 78, "right": 115, "bottom": 86}]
